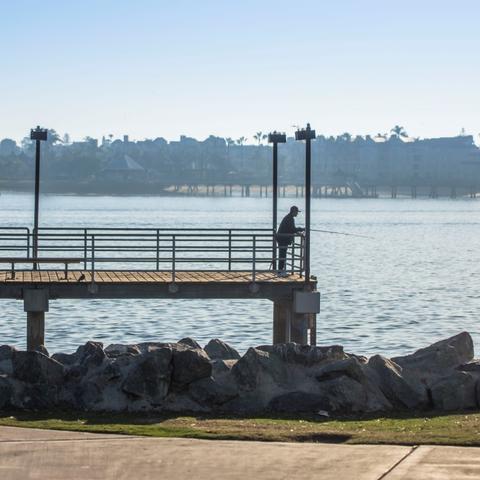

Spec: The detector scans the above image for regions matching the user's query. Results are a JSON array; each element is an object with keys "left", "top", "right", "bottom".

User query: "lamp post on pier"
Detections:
[
  {"left": 295, "top": 123, "right": 315, "bottom": 281},
  {"left": 30, "top": 126, "right": 48, "bottom": 268},
  {"left": 268, "top": 131, "right": 286, "bottom": 270}
]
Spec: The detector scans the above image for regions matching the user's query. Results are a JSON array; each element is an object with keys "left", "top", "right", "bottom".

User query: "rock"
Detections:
[
  {"left": 52, "top": 352, "right": 79, "bottom": 366},
  {"left": 0, "top": 375, "right": 13, "bottom": 409},
  {"left": 392, "top": 332, "right": 474, "bottom": 373},
  {"left": 268, "top": 391, "right": 330, "bottom": 413},
  {"left": 457, "top": 360, "right": 480, "bottom": 373},
  {"left": 122, "top": 347, "right": 172, "bottom": 404},
  {"left": 212, "top": 359, "right": 237, "bottom": 379},
  {"left": 257, "top": 343, "right": 347, "bottom": 367},
  {"left": 232, "top": 347, "right": 288, "bottom": 391},
  {"left": 172, "top": 346, "right": 212, "bottom": 387},
  {"left": 367, "top": 355, "right": 428, "bottom": 409},
  {"left": 105, "top": 344, "right": 141, "bottom": 358},
  {"left": 12, "top": 351, "right": 64, "bottom": 385},
  {"left": 0, "top": 346, "right": 15, "bottom": 375},
  {"left": 430, "top": 371, "right": 478, "bottom": 410},
  {"left": 21, "top": 383, "right": 59, "bottom": 409},
  {"left": 316, "top": 357, "right": 366, "bottom": 383},
  {"left": 178, "top": 338, "right": 202, "bottom": 350},
  {"left": 34, "top": 345, "right": 49, "bottom": 357},
  {"left": 204, "top": 339, "right": 240, "bottom": 360},
  {"left": 76, "top": 341, "right": 106, "bottom": 368},
  {"left": 0, "top": 345, "right": 16, "bottom": 361},
  {"left": 189, "top": 377, "right": 238, "bottom": 406},
  {"left": 316, "top": 357, "right": 392, "bottom": 412},
  {"left": 320, "top": 374, "right": 391, "bottom": 413},
  {"left": 0, "top": 359, "right": 13, "bottom": 375}
]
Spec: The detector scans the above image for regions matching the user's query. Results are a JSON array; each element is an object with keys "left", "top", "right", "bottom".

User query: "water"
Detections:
[{"left": 0, "top": 192, "right": 479, "bottom": 357}]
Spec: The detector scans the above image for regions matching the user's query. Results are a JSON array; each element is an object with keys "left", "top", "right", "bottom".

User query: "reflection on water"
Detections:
[{"left": 0, "top": 193, "right": 479, "bottom": 356}]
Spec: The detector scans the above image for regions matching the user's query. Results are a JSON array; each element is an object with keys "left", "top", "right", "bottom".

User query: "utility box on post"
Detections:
[
  {"left": 23, "top": 289, "right": 49, "bottom": 312},
  {"left": 294, "top": 290, "right": 320, "bottom": 314}
]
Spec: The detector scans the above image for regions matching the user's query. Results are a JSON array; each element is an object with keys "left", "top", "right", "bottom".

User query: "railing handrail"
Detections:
[{"left": 0, "top": 227, "right": 306, "bottom": 276}]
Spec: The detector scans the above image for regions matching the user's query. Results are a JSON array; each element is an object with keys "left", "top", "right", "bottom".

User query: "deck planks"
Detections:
[{"left": 0, "top": 270, "right": 305, "bottom": 284}]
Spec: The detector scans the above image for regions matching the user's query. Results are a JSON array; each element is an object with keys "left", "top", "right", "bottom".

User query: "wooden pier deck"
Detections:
[{"left": 0, "top": 270, "right": 305, "bottom": 284}]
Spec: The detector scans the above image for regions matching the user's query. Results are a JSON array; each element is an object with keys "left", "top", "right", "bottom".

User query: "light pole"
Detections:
[
  {"left": 295, "top": 123, "right": 315, "bottom": 281},
  {"left": 30, "top": 126, "right": 48, "bottom": 267},
  {"left": 268, "top": 131, "right": 286, "bottom": 270}
]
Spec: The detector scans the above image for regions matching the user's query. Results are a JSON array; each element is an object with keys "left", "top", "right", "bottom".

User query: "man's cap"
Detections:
[{"left": 290, "top": 205, "right": 301, "bottom": 213}]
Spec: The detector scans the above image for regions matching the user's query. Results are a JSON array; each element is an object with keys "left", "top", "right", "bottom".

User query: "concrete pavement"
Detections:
[{"left": 0, "top": 426, "right": 479, "bottom": 479}]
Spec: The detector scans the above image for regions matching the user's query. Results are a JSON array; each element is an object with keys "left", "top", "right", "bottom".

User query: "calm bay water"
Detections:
[{"left": 0, "top": 192, "right": 479, "bottom": 357}]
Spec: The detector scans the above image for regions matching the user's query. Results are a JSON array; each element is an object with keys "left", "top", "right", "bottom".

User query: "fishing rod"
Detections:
[{"left": 310, "top": 228, "right": 372, "bottom": 239}]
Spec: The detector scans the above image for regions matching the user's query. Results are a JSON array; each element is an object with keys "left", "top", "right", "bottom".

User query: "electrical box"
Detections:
[
  {"left": 294, "top": 290, "right": 320, "bottom": 314},
  {"left": 23, "top": 289, "right": 49, "bottom": 312}
]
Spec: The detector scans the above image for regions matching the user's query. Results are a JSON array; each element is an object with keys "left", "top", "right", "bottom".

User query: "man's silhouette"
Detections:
[{"left": 276, "top": 206, "right": 304, "bottom": 275}]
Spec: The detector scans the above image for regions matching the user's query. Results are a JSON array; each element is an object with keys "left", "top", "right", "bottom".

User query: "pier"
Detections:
[{"left": 0, "top": 227, "right": 319, "bottom": 350}]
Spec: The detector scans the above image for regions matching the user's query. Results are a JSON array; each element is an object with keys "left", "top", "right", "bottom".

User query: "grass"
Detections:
[{"left": 1, "top": 410, "right": 480, "bottom": 446}]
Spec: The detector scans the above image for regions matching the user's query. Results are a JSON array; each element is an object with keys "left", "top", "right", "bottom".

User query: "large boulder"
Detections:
[
  {"left": 430, "top": 372, "right": 478, "bottom": 411},
  {"left": 104, "top": 344, "right": 141, "bottom": 358},
  {"left": 204, "top": 339, "right": 241, "bottom": 360},
  {"left": 268, "top": 391, "right": 330, "bottom": 414},
  {"left": 392, "top": 332, "right": 474, "bottom": 374},
  {"left": 231, "top": 347, "right": 288, "bottom": 391},
  {"left": 12, "top": 351, "right": 64, "bottom": 385},
  {"left": 257, "top": 343, "right": 346, "bottom": 367},
  {"left": 0, "top": 375, "right": 13, "bottom": 409},
  {"left": 0, "top": 346, "right": 16, "bottom": 376},
  {"left": 366, "top": 355, "right": 428, "bottom": 409},
  {"left": 315, "top": 357, "right": 392, "bottom": 412},
  {"left": 188, "top": 377, "right": 238, "bottom": 406},
  {"left": 171, "top": 346, "right": 211, "bottom": 387},
  {"left": 0, "top": 345, "right": 16, "bottom": 361},
  {"left": 76, "top": 341, "right": 107, "bottom": 369},
  {"left": 122, "top": 347, "right": 173, "bottom": 404},
  {"left": 178, "top": 338, "right": 202, "bottom": 350}
]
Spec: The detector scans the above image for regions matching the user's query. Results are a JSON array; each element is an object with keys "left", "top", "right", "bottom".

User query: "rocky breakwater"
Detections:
[{"left": 0, "top": 332, "right": 479, "bottom": 415}]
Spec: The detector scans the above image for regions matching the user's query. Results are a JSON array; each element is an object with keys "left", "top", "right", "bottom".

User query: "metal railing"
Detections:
[{"left": 0, "top": 227, "right": 305, "bottom": 280}]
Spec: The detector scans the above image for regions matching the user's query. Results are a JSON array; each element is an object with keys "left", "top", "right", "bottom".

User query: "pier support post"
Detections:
[
  {"left": 23, "top": 289, "right": 49, "bottom": 351},
  {"left": 273, "top": 299, "right": 290, "bottom": 344},
  {"left": 27, "top": 312, "right": 45, "bottom": 351},
  {"left": 273, "top": 291, "right": 319, "bottom": 345}
]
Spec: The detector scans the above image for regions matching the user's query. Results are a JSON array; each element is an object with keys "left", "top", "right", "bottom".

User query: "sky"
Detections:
[{"left": 1, "top": 0, "right": 479, "bottom": 143}]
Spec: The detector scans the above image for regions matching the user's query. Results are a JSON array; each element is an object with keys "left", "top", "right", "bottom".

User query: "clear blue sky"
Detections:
[{"left": 1, "top": 0, "right": 479, "bottom": 142}]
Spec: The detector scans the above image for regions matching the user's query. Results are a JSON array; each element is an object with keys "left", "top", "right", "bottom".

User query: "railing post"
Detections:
[
  {"left": 172, "top": 235, "right": 176, "bottom": 283},
  {"left": 300, "top": 234, "right": 305, "bottom": 278},
  {"left": 83, "top": 229, "right": 88, "bottom": 270},
  {"left": 91, "top": 235, "right": 95, "bottom": 282},
  {"left": 156, "top": 229, "right": 160, "bottom": 271},
  {"left": 33, "top": 228, "right": 38, "bottom": 270},
  {"left": 228, "top": 229, "right": 232, "bottom": 271},
  {"left": 252, "top": 235, "right": 256, "bottom": 283},
  {"left": 291, "top": 237, "right": 295, "bottom": 274},
  {"left": 26, "top": 228, "right": 30, "bottom": 258}
]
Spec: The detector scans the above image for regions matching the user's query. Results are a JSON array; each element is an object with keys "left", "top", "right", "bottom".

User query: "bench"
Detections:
[{"left": 0, "top": 258, "right": 81, "bottom": 279}]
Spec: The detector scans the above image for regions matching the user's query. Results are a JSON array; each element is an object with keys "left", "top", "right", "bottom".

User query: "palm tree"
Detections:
[
  {"left": 225, "top": 137, "right": 235, "bottom": 147},
  {"left": 236, "top": 137, "right": 247, "bottom": 146},
  {"left": 390, "top": 125, "right": 408, "bottom": 138},
  {"left": 253, "top": 132, "right": 263, "bottom": 145}
]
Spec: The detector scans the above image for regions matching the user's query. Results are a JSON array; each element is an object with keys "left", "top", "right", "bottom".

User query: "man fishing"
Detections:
[{"left": 276, "top": 205, "right": 304, "bottom": 275}]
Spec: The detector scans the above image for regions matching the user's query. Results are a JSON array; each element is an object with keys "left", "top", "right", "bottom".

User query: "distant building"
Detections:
[{"left": 100, "top": 155, "right": 146, "bottom": 182}]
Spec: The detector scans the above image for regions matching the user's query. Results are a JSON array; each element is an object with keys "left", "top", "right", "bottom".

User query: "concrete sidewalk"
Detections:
[{"left": 0, "top": 426, "right": 479, "bottom": 480}]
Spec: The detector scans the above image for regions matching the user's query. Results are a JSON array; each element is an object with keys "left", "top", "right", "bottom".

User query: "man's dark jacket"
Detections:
[{"left": 277, "top": 213, "right": 303, "bottom": 245}]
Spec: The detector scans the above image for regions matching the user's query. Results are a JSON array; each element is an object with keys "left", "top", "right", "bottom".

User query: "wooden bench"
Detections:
[{"left": 0, "top": 258, "right": 81, "bottom": 279}]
